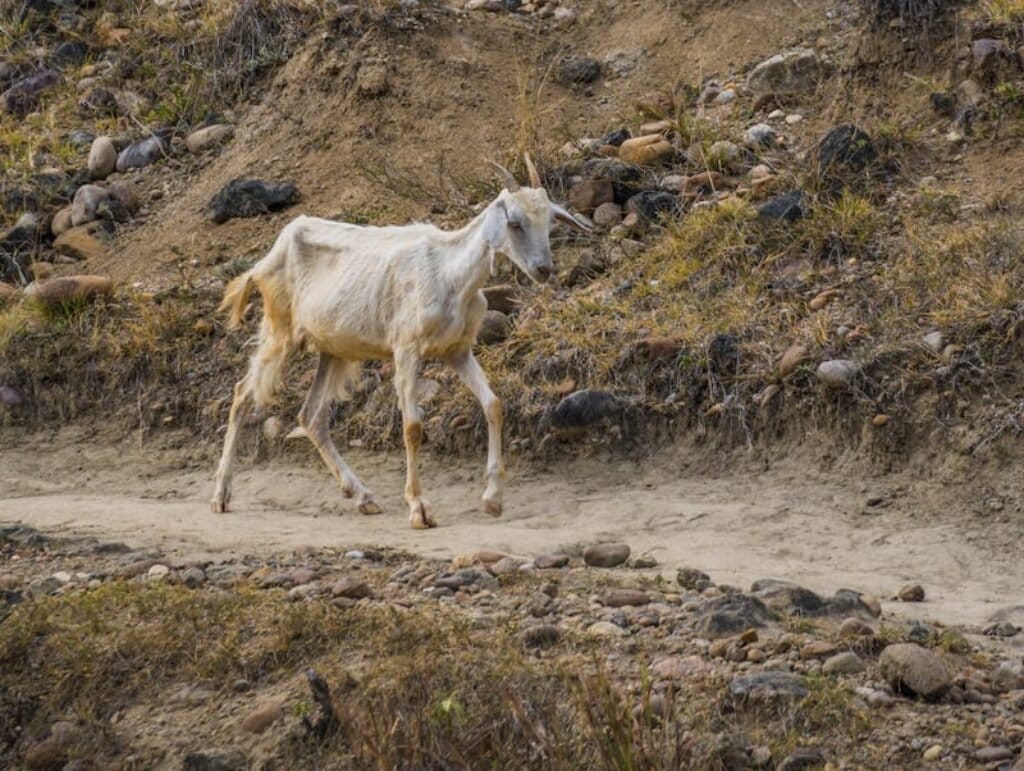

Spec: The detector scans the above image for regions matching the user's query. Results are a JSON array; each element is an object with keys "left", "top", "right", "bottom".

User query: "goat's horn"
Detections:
[
  {"left": 488, "top": 161, "right": 520, "bottom": 192},
  {"left": 523, "top": 152, "right": 541, "bottom": 188}
]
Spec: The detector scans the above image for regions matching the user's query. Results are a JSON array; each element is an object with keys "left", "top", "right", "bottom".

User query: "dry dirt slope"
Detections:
[{"left": 97, "top": 0, "right": 835, "bottom": 289}]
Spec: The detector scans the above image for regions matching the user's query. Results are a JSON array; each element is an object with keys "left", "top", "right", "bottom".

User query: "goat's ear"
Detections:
[
  {"left": 551, "top": 202, "right": 593, "bottom": 233},
  {"left": 484, "top": 199, "right": 508, "bottom": 249}
]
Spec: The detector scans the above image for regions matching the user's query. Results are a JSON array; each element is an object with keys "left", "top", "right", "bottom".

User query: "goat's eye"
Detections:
[{"left": 508, "top": 220, "right": 523, "bottom": 230}]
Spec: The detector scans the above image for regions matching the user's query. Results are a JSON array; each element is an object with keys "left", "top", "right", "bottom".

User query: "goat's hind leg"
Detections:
[
  {"left": 211, "top": 378, "right": 254, "bottom": 513},
  {"left": 299, "top": 353, "right": 381, "bottom": 514}
]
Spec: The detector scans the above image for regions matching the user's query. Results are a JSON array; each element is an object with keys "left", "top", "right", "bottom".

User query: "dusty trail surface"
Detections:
[{"left": 2, "top": 429, "right": 1019, "bottom": 629}]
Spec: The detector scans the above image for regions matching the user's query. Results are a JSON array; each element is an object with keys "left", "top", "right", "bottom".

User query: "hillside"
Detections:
[{"left": 2, "top": 0, "right": 1024, "bottom": 768}]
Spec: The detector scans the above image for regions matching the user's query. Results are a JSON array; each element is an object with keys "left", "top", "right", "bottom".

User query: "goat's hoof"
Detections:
[
  {"left": 409, "top": 502, "right": 436, "bottom": 529},
  {"left": 211, "top": 493, "right": 230, "bottom": 513},
  {"left": 482, "top": 497, "right": 503, "bottom": 517},
  {"left": 358, "top": 499, "right": 382, "bottom": 515}
]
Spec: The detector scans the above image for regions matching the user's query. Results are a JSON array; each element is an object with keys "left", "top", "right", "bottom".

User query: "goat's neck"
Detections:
[{"left": 443, "top": 202, "right": 500, "bottom": 298}]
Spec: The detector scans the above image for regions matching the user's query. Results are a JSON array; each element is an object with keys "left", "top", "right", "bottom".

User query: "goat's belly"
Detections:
[{"left": 301, "top": 327, "right": 391, "bottom": 361}]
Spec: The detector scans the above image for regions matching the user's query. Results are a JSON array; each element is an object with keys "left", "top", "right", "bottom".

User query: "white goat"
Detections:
[{"left": 211, "top": 158, "right": 589, "bottom": 529}]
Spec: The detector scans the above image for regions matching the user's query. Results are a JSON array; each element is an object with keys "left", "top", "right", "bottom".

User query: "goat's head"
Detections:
[{"left": 487, "top": 155, "right": 591, "bottom": 284}]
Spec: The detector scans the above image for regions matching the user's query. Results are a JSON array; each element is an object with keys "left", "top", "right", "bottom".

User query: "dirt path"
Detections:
[{"left": 1, "top": 429, "right": 1021, "bottom": 629}]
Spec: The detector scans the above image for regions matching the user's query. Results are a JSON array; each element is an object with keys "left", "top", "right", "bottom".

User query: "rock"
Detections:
[
  {"left": 777, "top": 747, "right": 826, "bottom": 770},
  {"left": 878, "top": 643, "right": 952, "bottom": 700},
  {"left": 597, "top": 128, "right": 631, "bottom": 147},
  {"left": 0, "top": 282, "right": 19, "bottom": 307},
  {"left": 708, "top": 140, "right": 742, "bottom": 172},
  {"left": 682, "top": 171, "right": 730, "bottom": 195},
  {"left": 53, "top": 227, "right": 106, "bottom": 262},
  {"left": 839, "top": 617, "right": 874, "bottom": 637},
  {"left": 50, "top": 40, "right": 90, "bottom": 68},
  {"left": 207, "top": 179, "right": 299, "bottom": 224},
  {"left": 777, "top": 344, "right": 811, "bottom": 377},
  {"left": 800, "top": 640, "right": 838, "bottom": 659},
  {"left": 551, "top": 389, "right": 621, "bottom": 431},
  {"left": 970, "top": 745, "right": 1011, "bottom": 765},
  {"left": 355, "top": 62, "right": 389, "bottom": 97},
  {"left": 186, "top": 124, "right": 234, "bottom": 154},
  {"left": 631, "top": 555, "right": 657, "bottom": 569},
  {"left": 973, "top": 38, "right": 1011, "bottom": 75},
  {"left": 713, "top": 88, "right": 736, "bottom": 105},
  {"left": 603, "top": 589, "right": 650, "bottom": 607},
  {"left": 50, "top": 207, "right": 73, "bottom": 237},
  {"left": 747, "top": 48, "right": 826, "bottom": 94},
  {"left": 106, "top": 180, "right": 141, "bottom": 213},
  {"left": 745, "top": 123, "right": 776, "bottom": 146},
  {"left": 823, "top": 651, "right": 864, "bottom": 675},
  {"left": 181, "top": 567, "right": 206, "bottom": 588},
  {"left": 861, "top": 594, "right": 882, "bottom": 616},
  {"left": 435, "top": 568, "right": 497, "bottom": 590},
  {"left": 677, "top": 567, "right": 711, "bottom": 591},
  {"left": 625, "top": 190, "right": 682, "bottom": 221},
  {"left": 975, "top": 747, "right": 1014, "bottom": 763},
  {"left": 816, "top": 359, "right": 860, "bottom": 388},
  {"left": 922, "top": 331, "right": 946, "bottom": 353},
  {"left": 618, "top": 134, "right": 674, "bottom": 165},
  {"left": 898, "top": 583, "right": 925, "bottom": 602},
  {"left": 77, "top": 86, "right": 118, "bottom": 118},
  {"left": 588, "top": 620, "right": 626, "bottom": 637},
  {"left": 478, "top": 309, "right": 511, "bottom": 344},
  {"left": 563, "top": 249, "right": 607, "bottom": 287},
  {"left": 817, "top": 124, "right": 876, "bottom": 176},
  {"left": 327, "top": 573, "right": 372, "bottom": 597},
  {"left": 25, "top": 275, "right": 113, "bottom": 306},
  {"left": 183, "top": 750, "right": 248, "bottom": 771},
  {"left": 568, "top": 179, "right": 615, "bottom": 215},
  {"left": 534, "top": 553, "right": 569, "bottom": 569},
  {"left": 757, "top": 190, "right": 808, "bottom": 222},
  {"left": 23, "top": 737, "right": 65, "bottom": 770},
  {"left": 116, "top": 134, "right": 168, "bottom": 173},
  {"left": 522, "top": 623, "right": 561, "bottom": 649},
  {"left": 70, "top": 184, "right": 109, "bottom": 227},
  {"left": 592, "top": 201, "right": 623, "bottom": 228},
  {"left": 651, "top": 655, "right": 707, "bottom": 679},
  {"left": 698, "top": 594, "right": 774, "bottom": 636},
  {"left": 729, "top": 672, "right": 808, "bottom": 704},
  {"left": 2, "top": 70, "right": 60, "bottom": 117},
  {"left": 147, "top": 564, "right": 170, "bottom": 581},
  {"left": 922, "top": 745, "right": 942, "bottom": 762},
  {"left": 240, "top": 702, "right": 283, "bottom": 734},
  {"left": 491, "top": 556, "right": 524, "bottom": 575},
  {"left": 557, "top": 56, "right": 601, "bottom": 86},
  {"left": 87, "top": 136, "right": 117, "bottom": 179},
  {"left": 482, "top": 284, "right": 517, "bottom": 314},
  {"left": 583, "top": 542, "right": 630, "bottom": 568}
]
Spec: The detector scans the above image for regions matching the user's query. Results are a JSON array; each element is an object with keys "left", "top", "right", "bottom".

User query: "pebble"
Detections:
[
  {"left": 922, "top": 744, "right": 942, "bottom": 762},
  {"left": 898, "top": 583, "right": 925, "bottom": 602},
  {"left": 240, "top": 702, "right": 283, "bottom": 734},
  {"left": 535, "top": 553, "right": 570, "bottom": 569},
  {"left": 181, "top": 567, "right": 206, "bottom": 588},
  {"left": 583, "top": 543, "right": 630, "bottom": 568},
  {"left": 522, "top": 624, "right": 561, "bottom": 649},
  {"left": 147, "top": 564, "right": 170, "bottom": 581},
  {"left": 823, "top": 651, "right": 865, "bottom": 675},
  {"left": 331, "top": 576, "right": 372, "bottom": 599},
  {"left": 603, "top": 589, "right": 651, "bottom": 607},
  {"left": 588, "top": 621, "right": 626, "bottom": 637},
  {"left": 785, "top": 113, "right": 803, "bottom": 124},
  {"left": 816, "top": 359, "right": 860, "bottom": 388},
  {"left": 88, "top": 136, "right": 117, "bottom": 179},
  {"left": 745, "top": 123, "right": 776, "bottom": 146}
]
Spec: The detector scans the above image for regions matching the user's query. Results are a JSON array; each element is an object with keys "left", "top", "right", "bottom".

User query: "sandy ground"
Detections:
[{"left": 1, "top": 427, "right": 1021, "bottom": 631}]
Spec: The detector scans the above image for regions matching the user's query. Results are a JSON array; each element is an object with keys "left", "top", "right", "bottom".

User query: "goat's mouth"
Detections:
[{"left": 529, "top": 264, "right": 553, "bottom": 284}]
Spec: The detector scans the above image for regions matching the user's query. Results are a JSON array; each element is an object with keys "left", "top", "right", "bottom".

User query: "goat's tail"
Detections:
[{"left": 219, "top": 270, "right": 255, "bottom": 329}]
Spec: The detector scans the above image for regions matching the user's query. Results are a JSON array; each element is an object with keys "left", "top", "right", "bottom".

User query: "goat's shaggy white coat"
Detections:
[{"left": 211, "top": 183, "right": 587, "bottom": 528}]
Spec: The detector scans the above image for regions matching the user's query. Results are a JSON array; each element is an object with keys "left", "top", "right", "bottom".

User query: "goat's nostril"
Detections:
[{"left": 536, "top": 265, "right": 552, "bottom": 281}]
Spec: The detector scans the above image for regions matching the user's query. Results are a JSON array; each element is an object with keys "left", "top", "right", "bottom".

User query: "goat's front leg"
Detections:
[
  {"left": 394, "top": 348, "right": 435, "bottom": 529},
  {"left": 448, "top": 349, "right": 504, "bottom": 517}
]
